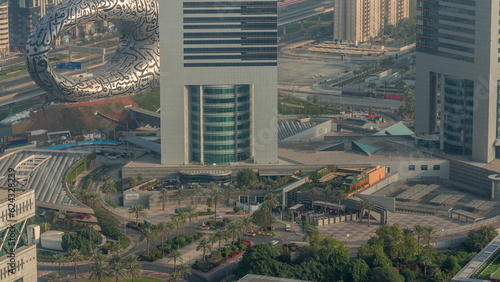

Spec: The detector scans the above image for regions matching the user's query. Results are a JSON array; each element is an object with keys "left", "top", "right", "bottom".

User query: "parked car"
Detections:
[
  {"left": 210, "top": 214, "right": 222, "bottom": 219},
  {"left": 247, "top": 231, "right": 256, "bottom": 237},
  {"left": 198, "top": 224, "right": 210, "bottom": 230}
]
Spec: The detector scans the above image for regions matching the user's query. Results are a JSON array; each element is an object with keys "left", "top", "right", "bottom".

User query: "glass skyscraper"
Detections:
[{"left": 415, "top": 0, "right": 500, "bottom": 162}]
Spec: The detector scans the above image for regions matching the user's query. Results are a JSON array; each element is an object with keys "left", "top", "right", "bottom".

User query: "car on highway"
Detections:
[
  {"left": 247, "top": 231, "right": 256, "bottom": 237},
  {"left": 270, "top": 240, "right": 280, "bottom": 246},
  {"left": 210, "top": 214, "right": 222, "bottom": 219}
]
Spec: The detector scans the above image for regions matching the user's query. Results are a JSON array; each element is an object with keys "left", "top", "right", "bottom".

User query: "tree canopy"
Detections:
[{"left": 236, "top": 169, "right": 257, "bottom": 187}]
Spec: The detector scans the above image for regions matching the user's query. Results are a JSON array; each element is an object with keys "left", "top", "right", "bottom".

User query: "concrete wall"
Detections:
[
  {"left": 362, "top": 173, "right": 399, "bottom": 194},
  {"left": 123, "top": 191, "right": 157, "bottom": 207}
]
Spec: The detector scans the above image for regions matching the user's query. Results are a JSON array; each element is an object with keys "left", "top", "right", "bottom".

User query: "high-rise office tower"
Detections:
[
  {"left": 0, "top": 1, "right": 8, "bottom": 58},
  {"left": 415, "top": 0, "right": 498, "bottom": 163},
  {"left": 160, "top": 0, "right": 278, "bottom": 165},
  {"left": 333, "top": 0, "right": 409, "bottom": 45}
]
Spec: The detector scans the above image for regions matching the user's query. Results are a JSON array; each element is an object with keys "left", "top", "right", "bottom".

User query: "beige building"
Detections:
[
  {"left": 0, "top": 1, "right": 8, "bottom": 58},
  {"left": 0, "top": 188, "right": 37, "bottom": 281},
  {"left": 334, "top": 0, "right": 410, "bottom": 45}
]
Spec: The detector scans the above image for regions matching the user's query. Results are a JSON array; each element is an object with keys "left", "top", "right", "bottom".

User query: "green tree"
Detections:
[
  {"left": 466, "top": 225, "right": 498, "bottom": 252},
  {"left": 46, "top": 272, "right": 62, "bottom": 282},
  {"left": 399, "top": 85, "right": 415, "bottom": 120},
  {"left": 127, "top": 176, "right": 136, "bottom": 188},
  {"left": 124, "top": 254, "right": 142, "bottom": 282},
  {"left": 52, "top": 253, "right": 66, "bottom": 277},
  {"left": 185, "top": 205, "right": 198, "bottom": 236},
  {"left": 358, "top": 200, "right": 375, "bottom": 225},
  {"left": 332, "top": 188, "right": 348, "bottom": 215},
  {"left": 177, "top": 263, "right": 192, "bottom": 279},
  {"left": 168, "top": 249, "right": 183, "bottom": 270},
  {"left": 89, "top": 253, "right": 109, "bottom": 282},
  {"left": 237, "top": 169, "right": 257, "bottom": 187},
  {"left": 214, "top": 229, "right": 230, "bottom": 251},
  {"left": 139, "top": 226, "right": 158, "bottom": 253},
  {"left": 308, "top": 171, "right": 320, "bottom": 183},
  {"left": 192, "top": 184, "right": 203, "bottom": 208},
  {"left": 251, "top": 209, "right": 274, "bottom": 231},
  {"left": 173, "top": 213, "right": 188, "bottom": 238},
  {"left": 159, "top": 188, "right": 169, "bottom": 211},
  {"left": 40, "top": 222, "right": 51, "bottom": 232},
  {"left": 128, "top": 205, "right": 147, "bottom": 223},
  {"left": 196, "top": 238, "right": 212, "bottom": 262},
  {"left": 137, "top": 173, "right": 143, "bottom": 182},
  {"left": 210, "top": 186, "right": 224, "bottom": 223},
  {"left": 225, "top": 184, "right": 235, "bottom": 205},
  {"left": 174, "top": 189, "right": 185, "bottom": 206},
  {"left": 264, "top": 192, "right": 280, "bottom": 216},
  {"left": 348, "top": 259, "right": 369, "bottom": 282},
  {"left": 422, "top": 225, "right": 438, "bottom": 246},
  {"left": 413, "top": 224, "right": 426, "bottom": 246},
  {"left": 302, "top": 224, "right": 320, "bottom": 244},
  {"left": 101, "top": 179, "right": 117, "bottom": 201},
  {"left": 369, "top": 266, "right": 404, "bottom": 282},
  {"left": 67, "top": 249, "right": 84, "bottom": 279}
]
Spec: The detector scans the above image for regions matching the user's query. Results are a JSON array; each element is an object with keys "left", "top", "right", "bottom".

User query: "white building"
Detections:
[{"left": 160, "top": 0, "right": 278, "bottom": 165}]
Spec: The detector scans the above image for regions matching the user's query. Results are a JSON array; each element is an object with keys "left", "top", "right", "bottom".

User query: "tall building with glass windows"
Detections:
[
  {"left": 160, "top": 0, "right": 278, "bottom": 165},
  {"left": 414, "top": 0, "right": 499, "bottom": 163}
]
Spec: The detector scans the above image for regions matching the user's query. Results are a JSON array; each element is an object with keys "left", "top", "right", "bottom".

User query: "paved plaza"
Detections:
[{"left": 319, "top": 212, "right": 465, "bottom": 253}]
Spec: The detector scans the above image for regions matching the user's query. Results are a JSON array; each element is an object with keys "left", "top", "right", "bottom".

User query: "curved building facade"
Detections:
[{"left": 190, "top": 85, "right": 251, "bottom": 164}]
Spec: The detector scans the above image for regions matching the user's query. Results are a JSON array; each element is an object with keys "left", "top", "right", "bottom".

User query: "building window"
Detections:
[
  {"left": 434, "top": 165, "right": 441, "bottom": 170},
  {"left": 421, "top": 165, "right": 428, "bottom": 171},
  {"left": 409, "top": 165, "right": 415, "bottom": 171}
]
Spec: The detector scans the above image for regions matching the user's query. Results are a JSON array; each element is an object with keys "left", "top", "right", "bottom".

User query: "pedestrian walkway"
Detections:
[{"left": 156, "top": 235, "right": 208, "bottom": 265}]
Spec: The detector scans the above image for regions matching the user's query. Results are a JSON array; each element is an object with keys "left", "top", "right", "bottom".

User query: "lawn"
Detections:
[
  {"left": 279, "top": 97, "right": 338, "bottom": 115},
  {"left": 81, "top": 277, "right": 162, "bottom": 282},
  {"left": 132, "top": 89, "right": 160, "bottom": 111},
  {"left": 473, "top": 251, "right": 500, "bottom": 279},
  {"left": 37, "top": 250, "right": 61, "bottom": 263}
]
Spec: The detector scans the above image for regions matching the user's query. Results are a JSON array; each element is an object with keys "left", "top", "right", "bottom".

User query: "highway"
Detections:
[{"left": 278, "top": 0, "right": 333, "bottom": 27}]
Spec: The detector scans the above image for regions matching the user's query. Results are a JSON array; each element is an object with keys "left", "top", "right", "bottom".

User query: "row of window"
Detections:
[
  {"left": 184, "top": 39, "right": 276, "bottom": 45},
  {"left": 184, "top": 24, "right": 276, "bottom": 30},
  {"left": 185, "top": 54, "right": 277, "bottom": 60},
  {"left": 408, "top": 165, "right": 440, "bottom": 171},
  {"left": 184, "top": 32, "right": 277, "bottom": 39},
  {"left": 184, "top": 8, "right": 276, "bottom": 15},
  {"left": 184, "top": 2, "right": 276, "bottom": 8},
  {"left": 185, "top": 62, "right": 277, "bottom": 67},
  {"left": 184, "top": 17, "right": 276, "bottom": 23}
]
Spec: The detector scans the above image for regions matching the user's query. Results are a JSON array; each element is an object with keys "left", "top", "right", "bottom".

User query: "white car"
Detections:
[{"left": 210, "top": 214, "right": 222, "bottom": 219}]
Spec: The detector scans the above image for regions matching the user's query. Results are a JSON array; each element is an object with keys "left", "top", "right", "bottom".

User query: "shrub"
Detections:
[
  {"left": 233, "top": 206, "right": 241, "bottom": 213},
  {"left": 229, "top": 252, "right": 238, "bottom": 258},
  {"left": 139, "top": 248, "right": 162, "bottom": 261}
]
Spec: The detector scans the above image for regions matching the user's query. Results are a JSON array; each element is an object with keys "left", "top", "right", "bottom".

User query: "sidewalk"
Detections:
[{"left": 155, "top": 234, "right": 208, "bottom": 265}]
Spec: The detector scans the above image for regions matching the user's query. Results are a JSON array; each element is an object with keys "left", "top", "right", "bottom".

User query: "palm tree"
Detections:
[
  {"left": 173, "top": 213, "right": 188, "bottom": 238},
  {"left": 192, "top": 184, "right": 204, "bottom": 208},
  {"left": 225, "top": 184, "right": 235, "bottom": 205},
  {"left": 101, "top": 174, "right": 111, "bottom": 184},
  {"left": 46, "top": 272, "right": 62, "bottom": 282},
  {"left": 331, "top": 189, "right": 348, "bottom": 215},
  {"left": 211, "top": 187, "right": 224, "bottom": 223},
  {"left": 159, "top": 188, "right": 169, "bottom": 211},
  {"left": 157, "top": 221, "right": 172, "bottom": 244},
  {"left": 140, "top": 226, "right": 159, "bottom": 253},
  {"left": 128, "top": 205, "right": 147, "bottom": 223},
  {"left": 107, "top": 242, "right": 122, "bottom": 255},
  {"left": 52, "top": 253, "right": 66, "bottom": 277},
  {"left": 40, "top": 221, "right": 51, "bottom": 232},
  {"left": 177, "top": 263, "right": 192, "bottom": 279},
  {"left": 264, "top": 193, "right": 280, "bottom": 216},
  {"left": 196, "top": 238, "right": 212, "bottom": 262},
  {"left": 186, "top": 205, "right": 198, "bottom": 236},
  {"left": 358, "top": 200, "right": 375, "bottom": 226},
  {"left": 170, "top": 270, "right": 183, "bottom": 282},
  {"left": 89, "top": 253, "right": 109, "bottom": 282},
  {"left": 241, "top": 215, "right": 255, "bottom": 237},
  {"left": 124, "top": 255, "right": 142, "bottom": 282},
  {"left": 174, "top": 189, "right": 185, "bottom": 206},
  {"left": 168, "top": 249, "right": 183, "bottom": 270},
  {"left": 210, "top": 233, "right": 218, "bottom": 249},
  {"left": 67, "top": 249, "right": 84, "bottom": 279},
  {"left": 322, "top": 185, "right": 332, "bottom": 213},
  {"left": 101, "top": 179, "right": 117, "bottom": 201},
  {"left": 307, "top": 188, "right": 318, "bottom": 207},
  {"left": 83, "top": 192, "right": 102, "bottom": 208},
  {"left": 413, "top": 224, "right": 426, "bottom": 245},
  {"left": 422, "top": 226, "right": 438, "bottom": 246},
  {"left": 302, "top": 224, "right": 319, "bottom": 244},
  {"left": 214, "top": 229, "right": 229, "bottom": 251},
  {"left": 228, "top": 221, "right": 244, "bottom": 243},
  {"left": 206, "top": 196, "right": 214, "bottom": 212},
  {"left": 109, "top": 261, "right": 126, "bottom": 282}
]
